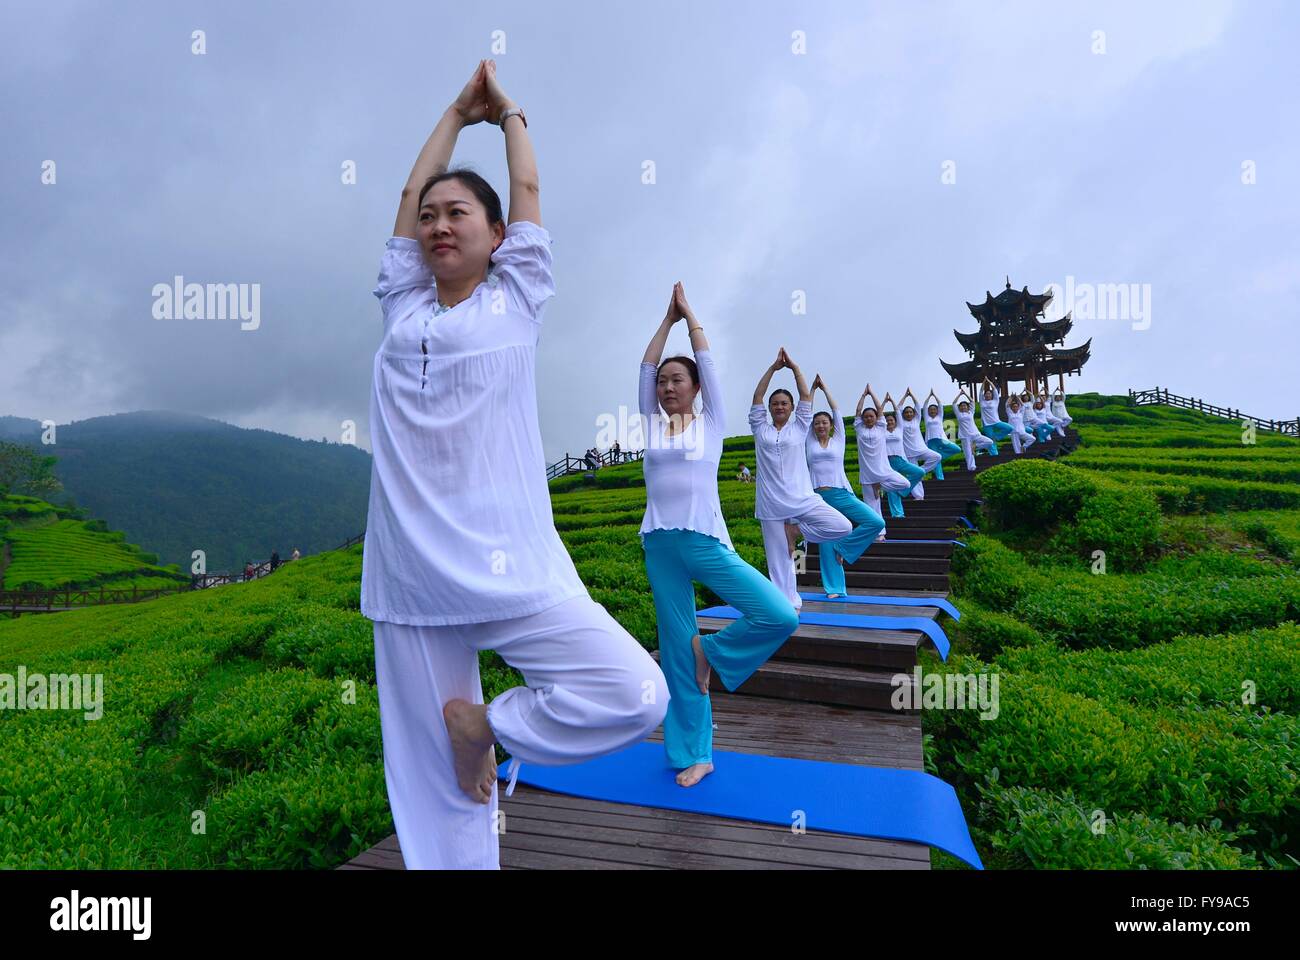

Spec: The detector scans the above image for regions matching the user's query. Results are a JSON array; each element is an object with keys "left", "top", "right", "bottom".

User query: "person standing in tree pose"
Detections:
[
  {"left": 953, "top": 389, "right": 996, "bottom": 470},
  {"left": 922, "top": 389, "right": 961, "bottom": 481},
  {"left": 363, "top": 61, "right": 669, "bottom": 868},
  {"left": 1051, "top": 389, "right": 1073, "bottom": 434},
  {"left": 897, "top": 388, "right": 942, "bottom": 498},
  {"left": 804, "top": 375, "right": 886, "bottom": 599},
  {"left": 1005, "top": 393, "right": 1036, "bottom": 454},
  {"left": 978, "top": 376, "right": 1013, "bottom": 448},
  {"left": 855, "top": 384, "right": 914, "bottom": 520},
  {"left": 640, "top": 283, "right": 799, "bottom": 787},
  {"left": 882, "top": 399, "right": 926, "bottom": 517},
  {"left": 750, "top": 348, "right": 853, "bottom": 610}
]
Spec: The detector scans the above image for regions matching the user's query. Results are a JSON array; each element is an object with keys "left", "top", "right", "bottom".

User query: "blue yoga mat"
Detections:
[
  {"left": 869, "top": 537, "right": 968, "bottom": 549},
  {"left": 698, "top": 605, "right": 951, "bottom": 660},
  {"left": 500, "top": 741, "right": 983, "bottom": 869},
  {"left": 797, "top": 591, "right": 961, "bottom": 621}
]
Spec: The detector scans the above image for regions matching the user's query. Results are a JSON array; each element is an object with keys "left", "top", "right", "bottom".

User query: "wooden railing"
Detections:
[
  {"left": 1, "top": 582, "right": 191, "bottom": 615},
  {"left": 1128, "top": 387, "right": 1299, "bottom": 437},
  {"left": 546, "top": 448, "right": 644, "bottom": 482}
]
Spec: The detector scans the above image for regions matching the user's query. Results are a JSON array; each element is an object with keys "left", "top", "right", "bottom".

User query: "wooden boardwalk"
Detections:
[{"left": 342, "top": 429, "right": 1078, "bottom": 870}]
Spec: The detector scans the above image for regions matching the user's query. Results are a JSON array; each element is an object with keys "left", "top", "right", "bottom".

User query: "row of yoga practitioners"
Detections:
[{"left": 360, "top": 61, "right": 1073, "bottom": 868}]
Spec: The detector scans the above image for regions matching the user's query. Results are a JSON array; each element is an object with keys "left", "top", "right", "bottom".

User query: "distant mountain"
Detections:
[{"left": 2, "top": 410, "right": 371, "bottom": 573}]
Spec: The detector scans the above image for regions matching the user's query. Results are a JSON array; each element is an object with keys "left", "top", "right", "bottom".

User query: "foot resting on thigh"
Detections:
[
  {"left": 443, "top": 699, "right": 498, "bottom": 804},
  {"left": 691, "top": 633, "right": 712, "bottom": 694},
  {"left": 676, "top": 762, "right": 714, "bottom": 787}
]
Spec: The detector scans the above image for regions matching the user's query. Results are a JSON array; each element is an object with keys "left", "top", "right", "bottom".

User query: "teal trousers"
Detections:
[
  {"left": 643, "top": 529, "right": 800, "bottom": 769},
  {"left": 814, "top": 486, "right": 885, "bottom": 596},
  {"left": 886, "top": 455, "right": 926, "bottom": 518},
  {"left": 925, "top": 436, "right": 962, "bottom": 480}
]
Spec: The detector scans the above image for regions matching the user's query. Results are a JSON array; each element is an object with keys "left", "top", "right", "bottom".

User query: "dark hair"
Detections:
[
  {"left": 812, "top": 410, "right": 836, "bottom": 437},
  {"left": 416, "top": 168, "right": 504, "bottom": 232},
  {"left": 657, "top": 354, "right": 698, "bottom": 386},
  {"left": 769, "top": 388, "right": 794, "bottom": 405}
]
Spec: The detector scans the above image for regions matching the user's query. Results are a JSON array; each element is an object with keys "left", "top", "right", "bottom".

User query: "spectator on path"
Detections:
[
  {"left": 270, "top": 550, "right": 281, "bottom": 571},
  {"left": 291, "top": 547, "right": 301, "bottom": 561},
  {"left": 736, "top": 462, "right": 752, "bottom": 483},
  {"left": 612, "top": 441, "right": 621, "bottom": 463},
  {"left": 244, "top": 561, "right": 255, "bottom": 581}
]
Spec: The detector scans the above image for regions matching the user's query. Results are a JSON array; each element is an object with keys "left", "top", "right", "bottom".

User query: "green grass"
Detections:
[{"left": 0, "top": 392, "right": 1297, "bottom": 869}]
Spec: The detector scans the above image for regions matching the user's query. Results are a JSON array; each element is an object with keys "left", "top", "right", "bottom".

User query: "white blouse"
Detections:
[
  {"left": 923, "top": 407, "right": 946, "bottom": 441},
  {"left": 955, "top": 407, "right": 981, "bottom": 440},
  {"left": 855, "top": 417, "right": 897, "bottom": 482},
  {"left": 750, "top": 399, "right": 823, "bottom": 521},
  {"left": 1007, "top": 406, "right": 1028, "bottom": 431},
  {"left": 804, "top": 406, "right": 851, "bottom": 491},
  {"left": 638, "top": 349, "right": 733, "bottom": 551},
  {"left": 884, "top": 425, "right": 905, "bottom": 458},
  {"left": 361, "top": 221, "right": 589, "bottom": 626},
  {"left": 899, "top": 411, "right": 930, "bottom": 458},
  {"left": 1051, "top": 398, "right": 1071, "bottom": 421},
  {"left": 978, "top": 388, "right": 1003, "bottom": 427}
]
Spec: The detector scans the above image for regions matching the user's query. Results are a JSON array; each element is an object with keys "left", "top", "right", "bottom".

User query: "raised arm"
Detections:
[
  {"left": 482, "top": 60, "right": 540, "bottom": 227},
  {"left": 642, "top": 287, "right": 680, "bottom": 365},
  {"left": 753, "top": 351, "right": 783, "bottom": 406},
  {"left": 393, "top": 62, "right": 489, "bottom": 239}
]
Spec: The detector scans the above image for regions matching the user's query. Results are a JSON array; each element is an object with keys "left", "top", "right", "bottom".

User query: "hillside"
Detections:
[
  {"left": 0, "top": 410, "right": 371, "bottom": 574},
  {"left": 0, "top": 392, "right": 1295, "bottom": 868},
  {"left": 1, "top": 494, "right": 188, "bottom": 595}
]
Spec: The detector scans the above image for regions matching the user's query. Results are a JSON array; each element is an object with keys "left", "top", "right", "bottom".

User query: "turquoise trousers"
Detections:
[
  {"left": 982, "top": 420, "right": 1012, "bottom": 446},
  {"left": 925, "top": 436, "right": 962, "bottom": 480},
  {"left": 642, "top": 529, "right": 800, "bottom": 769},
  {"left": 814, "top": 486, "right": 885, "bottom": 596},
  {"left": 886, "top": 455, "right": 926, "bottom": 518},
  {"left": 1032, "top": 421, "right": 1054, "bottom": 444}
]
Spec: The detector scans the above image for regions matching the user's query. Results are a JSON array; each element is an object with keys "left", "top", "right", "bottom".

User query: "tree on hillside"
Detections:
[{"left": 0, "top": 441, "right": 62, "bottom": 499}]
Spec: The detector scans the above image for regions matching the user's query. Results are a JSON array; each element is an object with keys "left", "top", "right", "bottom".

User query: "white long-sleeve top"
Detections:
[
  {"left": 884, "top": 424, "right": 905, "bottom": 458},
  {"left": 1007, "top": 405, "right": 1029, "bottom": 432},
  {"left": 804, "top": 406, "right": 852, "bottom": 491},
  {"left": 361, "top": 221, "right": 588, "bottom": 625},
  {"left": 855, "top": 416, "right": 898, "bottom": 482},
  {"left": 923, "top": 405, "right": 947, "bottom": 441},
  {"left": 1022, "top": 402, "right": 1042, "bottom": 426},
  {"left": 955, "top": 407, "right": 982, "bottom": 440},
  {"left": 1035, "top": 402, "right": 1063, "bottom": 426},
  {"left": 978, "top": 387, "right": 1003, "bottom": 427},
  {"left": 1051, "top": 397, "right": 1071, "bottom": 421},
  {"left": 639, "top": 349, "right": 733, "bottom": 551},
  {"left": 750, "top": 399, "right": 823, "bottom": 521},
  {"left": 899, "top": 409, "right": 930, "bottom": 458}
]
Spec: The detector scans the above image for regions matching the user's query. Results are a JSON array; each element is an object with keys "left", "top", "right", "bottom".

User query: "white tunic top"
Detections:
[
  {"left": 855, "top": 417, "right": 897, "bottom": 482},
  {"left": 884, "top": 424, "right": 905, "bottom": 458},
  {"left": 638, "top": 349, "right": 733, "bottom": 551},
  {"left": 1007, "top": 405, "right": 1028, "bottom": 431},
  {"left": 899, "top": 411, "right": 930, "bottom": 458},
  {"left": 361, "top": 221, "right": 588, "bottom": 626},
  {"left": 750, "top": 399, "right": 823, "bottom": 521},
  {"left": 804, "top": 406, "right": 851, "bottom": 491},
  {"left": 923, "top": 406, "right": 946, "bottom": 441},
  {"left": 955, "top": 407, "right": 981, "bottom": 440},
  {"left": 1051, "top": 398, "right": 1071, "bottom": 421},
  {"left": 978, "top": 388, "right": 1003, "bottom": 427}
]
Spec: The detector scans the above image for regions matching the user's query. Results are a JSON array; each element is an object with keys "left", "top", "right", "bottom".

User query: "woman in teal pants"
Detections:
[
  {"left": 922, "top": 388, "right": 962, "bottom": 480},
  {"left": 805, "top": 375, "right": 885, "bottom": 598},
  {"left": 882, "top": 397, "right": 926, "bottom": 517},
  {"left": 639, "top": 282, "right": 799, "bottom": 788}
]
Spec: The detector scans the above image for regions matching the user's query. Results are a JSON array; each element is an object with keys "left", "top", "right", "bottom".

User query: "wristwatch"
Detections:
[{"left": 498, "top": 106, "right": 527, "bottom": 129}]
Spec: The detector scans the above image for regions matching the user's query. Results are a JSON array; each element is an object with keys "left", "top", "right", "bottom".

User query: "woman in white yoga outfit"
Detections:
[
  {"left": 898, "top": 388, "right": 942, "bottom": 499},
  {"left": 953, "top": 389, "right": 996, "bottom": 470},
  {"left": 1005, "top": 393, "right": 1036, "bottom": 454},
  {"left": 750, "top": 348, "right": 853, "bottom": 611},
  {"left": 922, "top": 389, "right": 962, "bottom": 480},
  {"left": 1051, "top": 390, "right": 1073, "bottom": 433},
  {"left": 855, "top": 384, "right": 915, "bottom": 521},
  {"left": 363, "top": 60, "right": 668, "bottom": 869}
]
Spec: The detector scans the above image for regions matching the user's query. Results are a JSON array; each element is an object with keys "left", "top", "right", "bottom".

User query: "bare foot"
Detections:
[
  {"left": 676, "top": 762, "right": 714, "bottom": 787},
  {"left": 443, "top": 699, "right": 497, "bottom": 804},
  {"left": 691, "top": 633, "right": 712, "bottom": 694},
  {"left": 827, "top": 592, "right": 843, "bottom": 599},
  {"left": 838, "top": 552, "right": 847, "bottom": 566}
]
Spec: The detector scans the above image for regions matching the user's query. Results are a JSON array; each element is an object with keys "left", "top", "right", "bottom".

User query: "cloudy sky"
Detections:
[{"left": 3, "top": 0, "right": 1297, "bottom": 461}]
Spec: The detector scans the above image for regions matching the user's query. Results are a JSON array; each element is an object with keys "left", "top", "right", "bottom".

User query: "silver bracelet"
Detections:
[{"left": 499, "top": 106, "right": 527, "bottom": 129}]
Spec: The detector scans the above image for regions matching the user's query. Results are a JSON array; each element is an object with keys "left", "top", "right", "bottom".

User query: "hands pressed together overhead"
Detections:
[{"left": 451, "top": 59, "right": 516, "bottom": 126}]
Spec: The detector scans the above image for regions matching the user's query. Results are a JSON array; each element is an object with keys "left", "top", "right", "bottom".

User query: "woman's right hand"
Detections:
[
  {"left": 451, "top": 60, "right": 490, "bottom": 126},
  {"left": 673, "top": 282, "right": 697, "bottom": 323}
]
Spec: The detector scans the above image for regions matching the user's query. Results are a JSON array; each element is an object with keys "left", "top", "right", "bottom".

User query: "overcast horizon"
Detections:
[{"left": 3, "top": 0, "right": 1297, "bottom": 461}]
